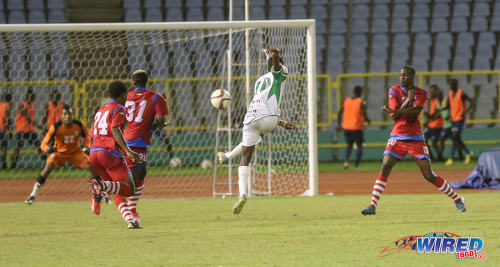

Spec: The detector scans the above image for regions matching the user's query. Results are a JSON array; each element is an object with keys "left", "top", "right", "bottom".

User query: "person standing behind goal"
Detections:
[
  {"left": 217, "top": 48, "right": 297, "bottom": 215},
  {"left": 123, "top": 70, "right": 169, "bottom": 227},
  {"left": 337, "top": 86, "right": 371, "bottom": 169}
]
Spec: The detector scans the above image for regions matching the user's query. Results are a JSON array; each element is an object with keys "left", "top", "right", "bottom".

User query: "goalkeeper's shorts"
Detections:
[{"left": 47, "top": 150, "right": 89, "bottom": 168}]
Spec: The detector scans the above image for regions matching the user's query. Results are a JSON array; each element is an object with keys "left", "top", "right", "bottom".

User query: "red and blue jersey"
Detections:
[
  {"left": 388, "top": 85, "right": 428, "bottom": 141},
  {"left": 124, "top": 88, "right": 168, "bottom": 148},
  {"left": 89, "top": 99, "right": 127, "bottom": 158}
]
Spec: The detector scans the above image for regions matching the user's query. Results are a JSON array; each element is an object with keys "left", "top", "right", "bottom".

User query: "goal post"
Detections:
[{"left": 0, "top": 20, "right": 317, "bottom": 202}]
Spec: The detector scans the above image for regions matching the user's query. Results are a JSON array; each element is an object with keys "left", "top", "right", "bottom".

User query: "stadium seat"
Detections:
[
  {"left": 431, "top": 57, "right": 449, "bottom": 71},
  {"left": 330, "top": 19, "right": 346, "bottom": 34},
  {"left": 329, "top": 35, "right": 345, "bottom": 48},
  {"left": 185, "top": 0, "right": 203, "bottom": 7},
  {"left": 48, "top": 9, "right": 65, "bottom": 23},
  {"left": 390, "top": 53, "right": 409, "bottom": 72},
  {"left": 124, "top": 9, "right": 142, "bottom": 22},
  {"left": 372, "top": 34, "right": 389, "bottom": 47},
  {"left": 127, "top": 47, "right": 148, "bottom": 72},
  {"left": 27, "top": 0, "right": 44, "bottom": 10},
  {"left": 392, "top": 4, "right": 409, "bottom": 18},
  {"left": 250, "top": 0, "right": 266, "bottom": 7},
  {"left": 186, "top": 7, "right": 203, "bottom": 21},
  {"left": 433, "top": 0, "right": 451, "bottom": 2},
  {"left": 164, "top": 0, "right": 183, "bottom": 8},
  {"left": 391, "top": 18, "right": 408, "bottom": 33},
  {"left": 371, "top": 18, "right": 388, "bottom": 33},
  {"left": 290, "top": 0, "right": 308, "bottom": 5},
  {"left": 331, "top": 4, "right": 348, "bottom": 19},
  {"left": 411, "top": 56, "right": 429, "bottom": 72},
  {"left": 7, "top": 48, "right": 28, "bottom": 80},
  {"left": 0, "top": 12, "right": 5, "bottom": 23},
  {"left": 328, "top": 45, "right": 344, "bottom": 59},
  {"left": 369, "top": 54, "right": 387, "bottom": 73},
  {"left": 450, "top": 17, "right": 468, "bottom": 32},
  {"left": 317, "top": 35, "right": 326, "bottom": 51},
  {"left": 457, "top": 32, "right": 474, "bottom": 46},
  {"left": 474, "top": 47, "right": 493, "bottom": 70},
  {"left": 351, "top": 19, "right": 369, "bottom": 34},
  {"left": 413, "top": 43, "right": 430, "bottom": 59},
  {"left": 269, "top": 6, "right": 286, "bottom": 19},
  {"left": 455, "top": 44, "right": 472, "bottom": 60},
  {"left": 490, "top": 16, "right": 500, "bottom": 32},
  {"left": 311, "top": 0, "right": 329, "bottom": 5},
  {"left": 435, "top": 32, "right": 452, "bottom": 48},
  {"left": 430, "top": 17, "right": 448, "bottom": 33},
  {"left": 145, "top": 8, "right": 163, "bottom": 22},
  {"left": 28, "top": 10, "right": 46, "bottom": 23},
  {"left": 414, "top": 33, "right": 431, "bottom": 47},
  {"left": 470, "top": 17, "right": 488, "bottom": 32},
  {"left": 123, "top": 0, "right": 140, "bottom": 9},
  {"left": 348, "top": 59, "right": 367, "bottom": 73},
  {"left": 371, "top": 44, "right": 388, "bottom": 58},
  {"left": 231, "top": 6, "right": 245, "bottom": 20},
  {"left": 7, "top": 0, "right": 24, "bottom": 10},
  {"left": 392, "top": 0, "right": 411, "bottom": 3},
  {"left": 289, "top": 5, "right": 307, "bottom": 19},
  {"left": 472, "top": 3, "right": 490, "bottom": 17},
  {"left": 166, "top": 7, "right": 183, "bottom": 21},
  {"left": 316, "top": 19, "right": 327, "bottom": 34},
  {"left": 393, "top": 33, "right": 410, "bottom": 47},
  {"left": 148, "top": 45, "right": 169, "bottom": 77},
  {"left": 250, "top": 6, "right": 266, "bottom": 20},
  {"left": 29, "top": 49, "right": 49, "bottom": 79},
  {"left": 353, "top": 4, "right": 369, "bottom": 17},
  {"left": 478, "top": 32, "right": 495, "bottom": 45},
  {"left": 47, "top": 0, "right": 64, "bottom": 9},
  {"left": 453, "top": 3, "right": 470, "bottom": 17},
  {"left": 207, "top": 7, "right": 225, "bottom": 21},
  {"left": 432, "top": 3, "right": 450, "bottom": 17},
  {"left": 372, "top": 4, "right": 389, "bottom": 18},
  {"left": 413, "top": 3, "right": 430, "bottom": 17},
  {"left": 411, "top": 18, "right": 428, "bottom": 33},
  {"left": 8, "top": 11, "right": 26, "bottom": 23},
  {"left": 310, "top": 5, "right": 327, "bottom": 19},
  {"left": 351, "top": 34, "right": 368, "bottom": 48},
  {"left": 452, "top": 57, "right": 470, "bottom": 70}
]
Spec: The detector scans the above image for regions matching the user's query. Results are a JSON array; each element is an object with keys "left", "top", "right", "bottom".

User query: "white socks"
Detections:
[
  {"left": 238, "top": 166, "right": 249, "bottom": 198},
  {"left": 225, "top": 143, "right": 243, "bottom": 160},
  {"left": 29, "top": 182, "right": 41, "bottom": 197}
]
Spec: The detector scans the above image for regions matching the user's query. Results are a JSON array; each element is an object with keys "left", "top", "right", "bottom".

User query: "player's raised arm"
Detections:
[{"left": 266, "top": 48, "right": 282, "bottom": 72}]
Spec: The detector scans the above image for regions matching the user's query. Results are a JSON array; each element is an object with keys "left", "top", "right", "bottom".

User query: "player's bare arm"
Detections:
[
  {"left": 278, "top": 119, "right": 297, "bottom": 130},
  {"left": 154, "top": 115, "right": 169, "bottom": 127},
  {"left": 337, "top": 104, "right": 344, "bottom": 131},
  {"left": 462, "top": 93, "right": 475, "bottom": 115},
  {"left": 110, "top": 126, "right": 142, "bottom": 163}
]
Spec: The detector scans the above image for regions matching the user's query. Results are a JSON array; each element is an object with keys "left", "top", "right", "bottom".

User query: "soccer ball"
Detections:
[
  {"left": 210, "top": 89, "right": 231, "bottom": 110},
  {"left": 169, "top": 157, "right": 182, "bottom": 168},
  {"left": 200, "top": 159, "right": 213, "bottom": 169}
]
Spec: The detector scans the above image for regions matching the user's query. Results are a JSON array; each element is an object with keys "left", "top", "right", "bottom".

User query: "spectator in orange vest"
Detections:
[
  {"left": 424, "top": 85, "right": 445, "bottom": 162},
  {"left": 45, "top": 90, "right": 64, "bottom": 130},
  {"left": 0, "top": 93, "right": 13, "bottom": 169},
  {"left": 445, "top": 79, "right": 474, "bottom": 166},
  {"left": 337, "top": 86, "right": 371, "bottom": 169},
  {"left": 12, "top": 88, "right": 41, "bottom": 169}
]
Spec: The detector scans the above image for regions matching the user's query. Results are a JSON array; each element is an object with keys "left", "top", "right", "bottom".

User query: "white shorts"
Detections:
[{"left": 242, "top": 116, "right": 279, "bottom": 146}]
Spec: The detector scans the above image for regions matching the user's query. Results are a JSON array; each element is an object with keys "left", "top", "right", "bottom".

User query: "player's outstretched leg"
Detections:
[
  {"left": 217, "top": 143, "right": 243, "bottom": 165},
  {"left": 128, "top": 178, "right": 144, "bottom": 222},
  {"left": 361, "top": 173, "right": 388, "bottom": 215},
  {"left": 233, "top": 166, "right": 249, "bottom": 214},
  {"left": 115, "top": 195, "right": 141, "bottom": 229},
  {"left": 26, "top": 162, "right": 55, "bottom": 205},
  {"left": 89, "top": 177, "right": 103, "bottom": 215}
]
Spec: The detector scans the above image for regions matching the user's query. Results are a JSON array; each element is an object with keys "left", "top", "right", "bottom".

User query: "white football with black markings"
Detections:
[{"left": 210, "top": 89, "right": 231, "bottom": 110}]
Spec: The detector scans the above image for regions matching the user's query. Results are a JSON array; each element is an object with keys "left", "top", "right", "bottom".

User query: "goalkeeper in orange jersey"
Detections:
[{"left": 25, "top": 105, "right": 99, "bottom": 204}]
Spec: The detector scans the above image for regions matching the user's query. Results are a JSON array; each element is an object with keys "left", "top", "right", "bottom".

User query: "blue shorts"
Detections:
[
  {"left": 451, "top": 120, "right": 465, "bottom": 134},
  {"left": 344, "top": 130, "right": 364, "bottom": 144},
  {"left": 0, "top": 131, "right": 8, "bottom": 148},
  {"left": 424, "top": 127, "right": 442, "bottom": 142}
]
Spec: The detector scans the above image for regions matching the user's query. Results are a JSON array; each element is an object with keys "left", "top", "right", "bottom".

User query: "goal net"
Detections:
[{"left": 0, "top": 21, "right": 317, "bottom": 202}]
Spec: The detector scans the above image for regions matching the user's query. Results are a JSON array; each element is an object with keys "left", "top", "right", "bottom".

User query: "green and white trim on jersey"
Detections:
[{"left": 243, "top": 64, "right": 288, "bottom": 125}]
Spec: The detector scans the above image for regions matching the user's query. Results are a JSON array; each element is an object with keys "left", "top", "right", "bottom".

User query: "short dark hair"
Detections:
[
  {"left": 402, "top": 65, "right": 416, "bottom": 76},
  {"left": 109, "top": 80, "right": 127, "bottom": 99},
  {"left": 132, "top": 70, "right": 148, "bottom": 87},
  {"left": 62, "top": 104, "right": 72, "bottom": 113},
  {"left": 354, "top": 86, "right": 363, "bottom": 96}
]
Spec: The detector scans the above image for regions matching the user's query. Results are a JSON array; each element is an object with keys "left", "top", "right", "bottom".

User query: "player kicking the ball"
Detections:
[
  {"left": 217, "top": 48, "right": 297, "bottom": 215},
  {"left": 88, "top": 81, "right": 143, "bottom": 229},
  {"left": 361, "top": 66, "right": 466, "bottom": 216},
  {"left": 123, "top": 70, "right": 168, "bottom": 226}
]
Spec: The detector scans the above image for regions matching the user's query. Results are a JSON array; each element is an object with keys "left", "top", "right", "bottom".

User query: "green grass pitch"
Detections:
[{"left": 2, "top": 192, "right": 499, "bottom": 266}]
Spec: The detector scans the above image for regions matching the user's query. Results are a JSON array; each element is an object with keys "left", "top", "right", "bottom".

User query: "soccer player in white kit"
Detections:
[{"left": 217, "top": 48, "right": 297, "bottom": 214}]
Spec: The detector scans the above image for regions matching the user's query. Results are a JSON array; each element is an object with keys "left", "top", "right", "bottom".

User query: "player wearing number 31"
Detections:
[
  {"left": 217, "top": 48, "right": 297, "bottom": 215},
  {"left": 361, "top": 66, "right": 466, "bottom": 216},
  {"left": 25, "top": 105, "right": 98, "bottom": 205}
]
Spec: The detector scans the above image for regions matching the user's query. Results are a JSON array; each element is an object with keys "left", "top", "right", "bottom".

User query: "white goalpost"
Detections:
[{"left": 0, "top": 20, "right": 317, "bottom": 201}]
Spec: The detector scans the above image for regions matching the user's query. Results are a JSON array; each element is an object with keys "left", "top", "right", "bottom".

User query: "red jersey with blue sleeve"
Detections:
[
  {"left": 124, "top": 88, "right": 168, "bottom": 148},
  {"left": 89, "top": 99, "right": 127, "bottom": 158},
  {"left": 388, "top": 85, "right": 428, "bottom": 141}
]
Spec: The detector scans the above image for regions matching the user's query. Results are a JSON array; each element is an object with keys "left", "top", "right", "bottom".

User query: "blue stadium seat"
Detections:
[
  {"left": 145, "top": 8, "right": 163, "bottom": 22},
  {"left": 166, "top": 7, "right": 183, "bottom": 21},
  {"left": 414, "top": 33, "right": 431, "bottom": 47},
  {"left": 128, "top": 47, "right": 148, "bottom": 72},
  {"left": 123, "top": 0, "right": 140, "bottom": 9},
  {"left": 207, "top": 7, "right": 225, "bottom": 21},
  {"left": 0, "top": 0, "right": 4, "bottom": 10},
  {"left": 48, "top": 9, "right": 65, "bottom": 23},
  {"left": 411, "top": 56, "right": 429, "bottom": 71},
  {"left": 7, "top": 0, "right": 24, "bottom": 10},
  {"left": 372, "top": 4, "right": 389, "bottom": 18},
  {"left": 269, "top": 6, "right": 286, "bottom": 19},
  {"left": 371, "top": 44, "right": 388, "bottom": 58},
  {"left": 393, "top": 33, "right": 410, "bottom": 47},
  {"left": 164, "top": 0, "right": 183, "bottom": 8},
  {"left": 148, "top": 45, "right": 169, "bottom": 77},
  {"left": 432, "top": 3, "right": 450, "bottom": 17},
  {"left": 186, "top": 7, "right": 203, "bottom": 21},
  {"left": 317, "top": 35, "right": 326, "bottom": 51},
  {"left": 331, "top": 4, "right": 348, "bottom": 19},
  {"left": 491, "top": 16, "right": 500, "bottom": 32},
  {"left": 29, "top": 49, "right": 49, "bottom": 79},
  {"left": 372, "top": 34, "right": 389, "bottom": 47},
  {"left": 453, "top": 3, "right": 470, "bottom": 17},
  {"left": 452, "top": 57, "right": 470, "bottom": 71},
  {"left": 353, "top": 0, "right": 370, "bottom": 3},
  {"left": 435, "top": 33, "right": 452, "bottom": 47},
  {"left": 413, "top": 3, "right": 430, "bottom": 17},
  {"left": 455, "top": 43, "right": 472, "bottom": 60},
  {"left": 8, "top": 49, "right": 28, "bottom": 80},
  {"left": 470, "top": 17, "right": 488, "bottom": 32},
  {"left": 47, "top": 0, "right": 64, "bottom": 9},
  {"left": 28, "top": 10, "right": 45, "bottom": 23},
  {"left": 311, "top": 0, "right": 329, "bottom": 5},
  {"left": 348, "top": 60, "right": 367, "bottom": 73},
  {"left": 124, "top": 9, "right": 142, "bottom": 22},
  {"left": 0, "top": 12, "right": 5, "bottom": 23},
  {"left": 391, "top": 18, "right": 408, "bottom": 33},
  {"left": 269, "top": 0, "right": 286, "bottom": 6},
  {"left": 250, "top": 0, "right": 266, "bottom": 7},
  {"left": 371, "top": 18, "right": 388, "bottom": 33},
  {"left": 144, "top": 0, "right": 162, "bottom": 8},
  {"left": 351, "top": 34, "right": 368, "bottom": 48},
  {"left": 478, "top": 32, "right": 495, "bottom": 45},
  {"left": 457, "top": 32, "right": 474, "bottom": 46},
  {"left": 8, "top": 11, "right": 26, "bottom": 23},
  {"left": 351, "top": 19, "right": 369, "bottom": 34},
  {"left": 434, "top": 0, "right": 451, "bottom": 2},
  {"left": 450, "top": 17, "right": 468, "bottom": 32},
  {"left": 353, "top": 4, "right": 369, "bottom": 17},
  {"left": 472, "top": 3, "right": 490, "bottom": 17},
  {"left": 431, "top": 57, "right": 449, "bottom": 71},
  {"left": 27, "top": 0, "right": 44, "bottom": 10},
  {"left": 48, "top": 32, "right": 68, "bottom": 77},
  {"left": 430, "top": 17, "right": 448, "bottom": 32},
  {"left": 231, "top": 6, "right": 245, "bottom": 20},
  {"left": 310, "top": 5, "right": 327, "bottom": 19},
  {"left": 290, "top": 0, "right": 308, "bottom": 5},
  {"left": 289, "top": 5, "right": 306, "bottom": 19},
  {"left": 393, "top": 0, "right": 411, "bottom": 3},
  {"left": 328, "top": 45, "right": 344, "bottom": 58},
  {"left": 329, "top": 35, "right": 345, "bottom": 48},
  {"left": 330, "top": 19, "right": 346, "bottom": 34},
  {"left": 185, "top": 0, "right": 203, "bottom": 7},
  {"left": 250, "top": 6, "right": 266, "bottom": 20},
  {"left": 474, "top": 44, "right": 493, "bottom": 70},
  {"left": 316, "top": 19, "right": 327, "bottom": 34},
  {"left": 390, "top": 53, "right": 409, "bottom": 72},
  {"left": 413, "top": 43, "right": 430, "bottom": 59},
  {"left": 392, "top": 4, "right": 409, "bottom": 18},
  {"left": 411, "top": 18, "right": 428, "bottom": 33}
]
